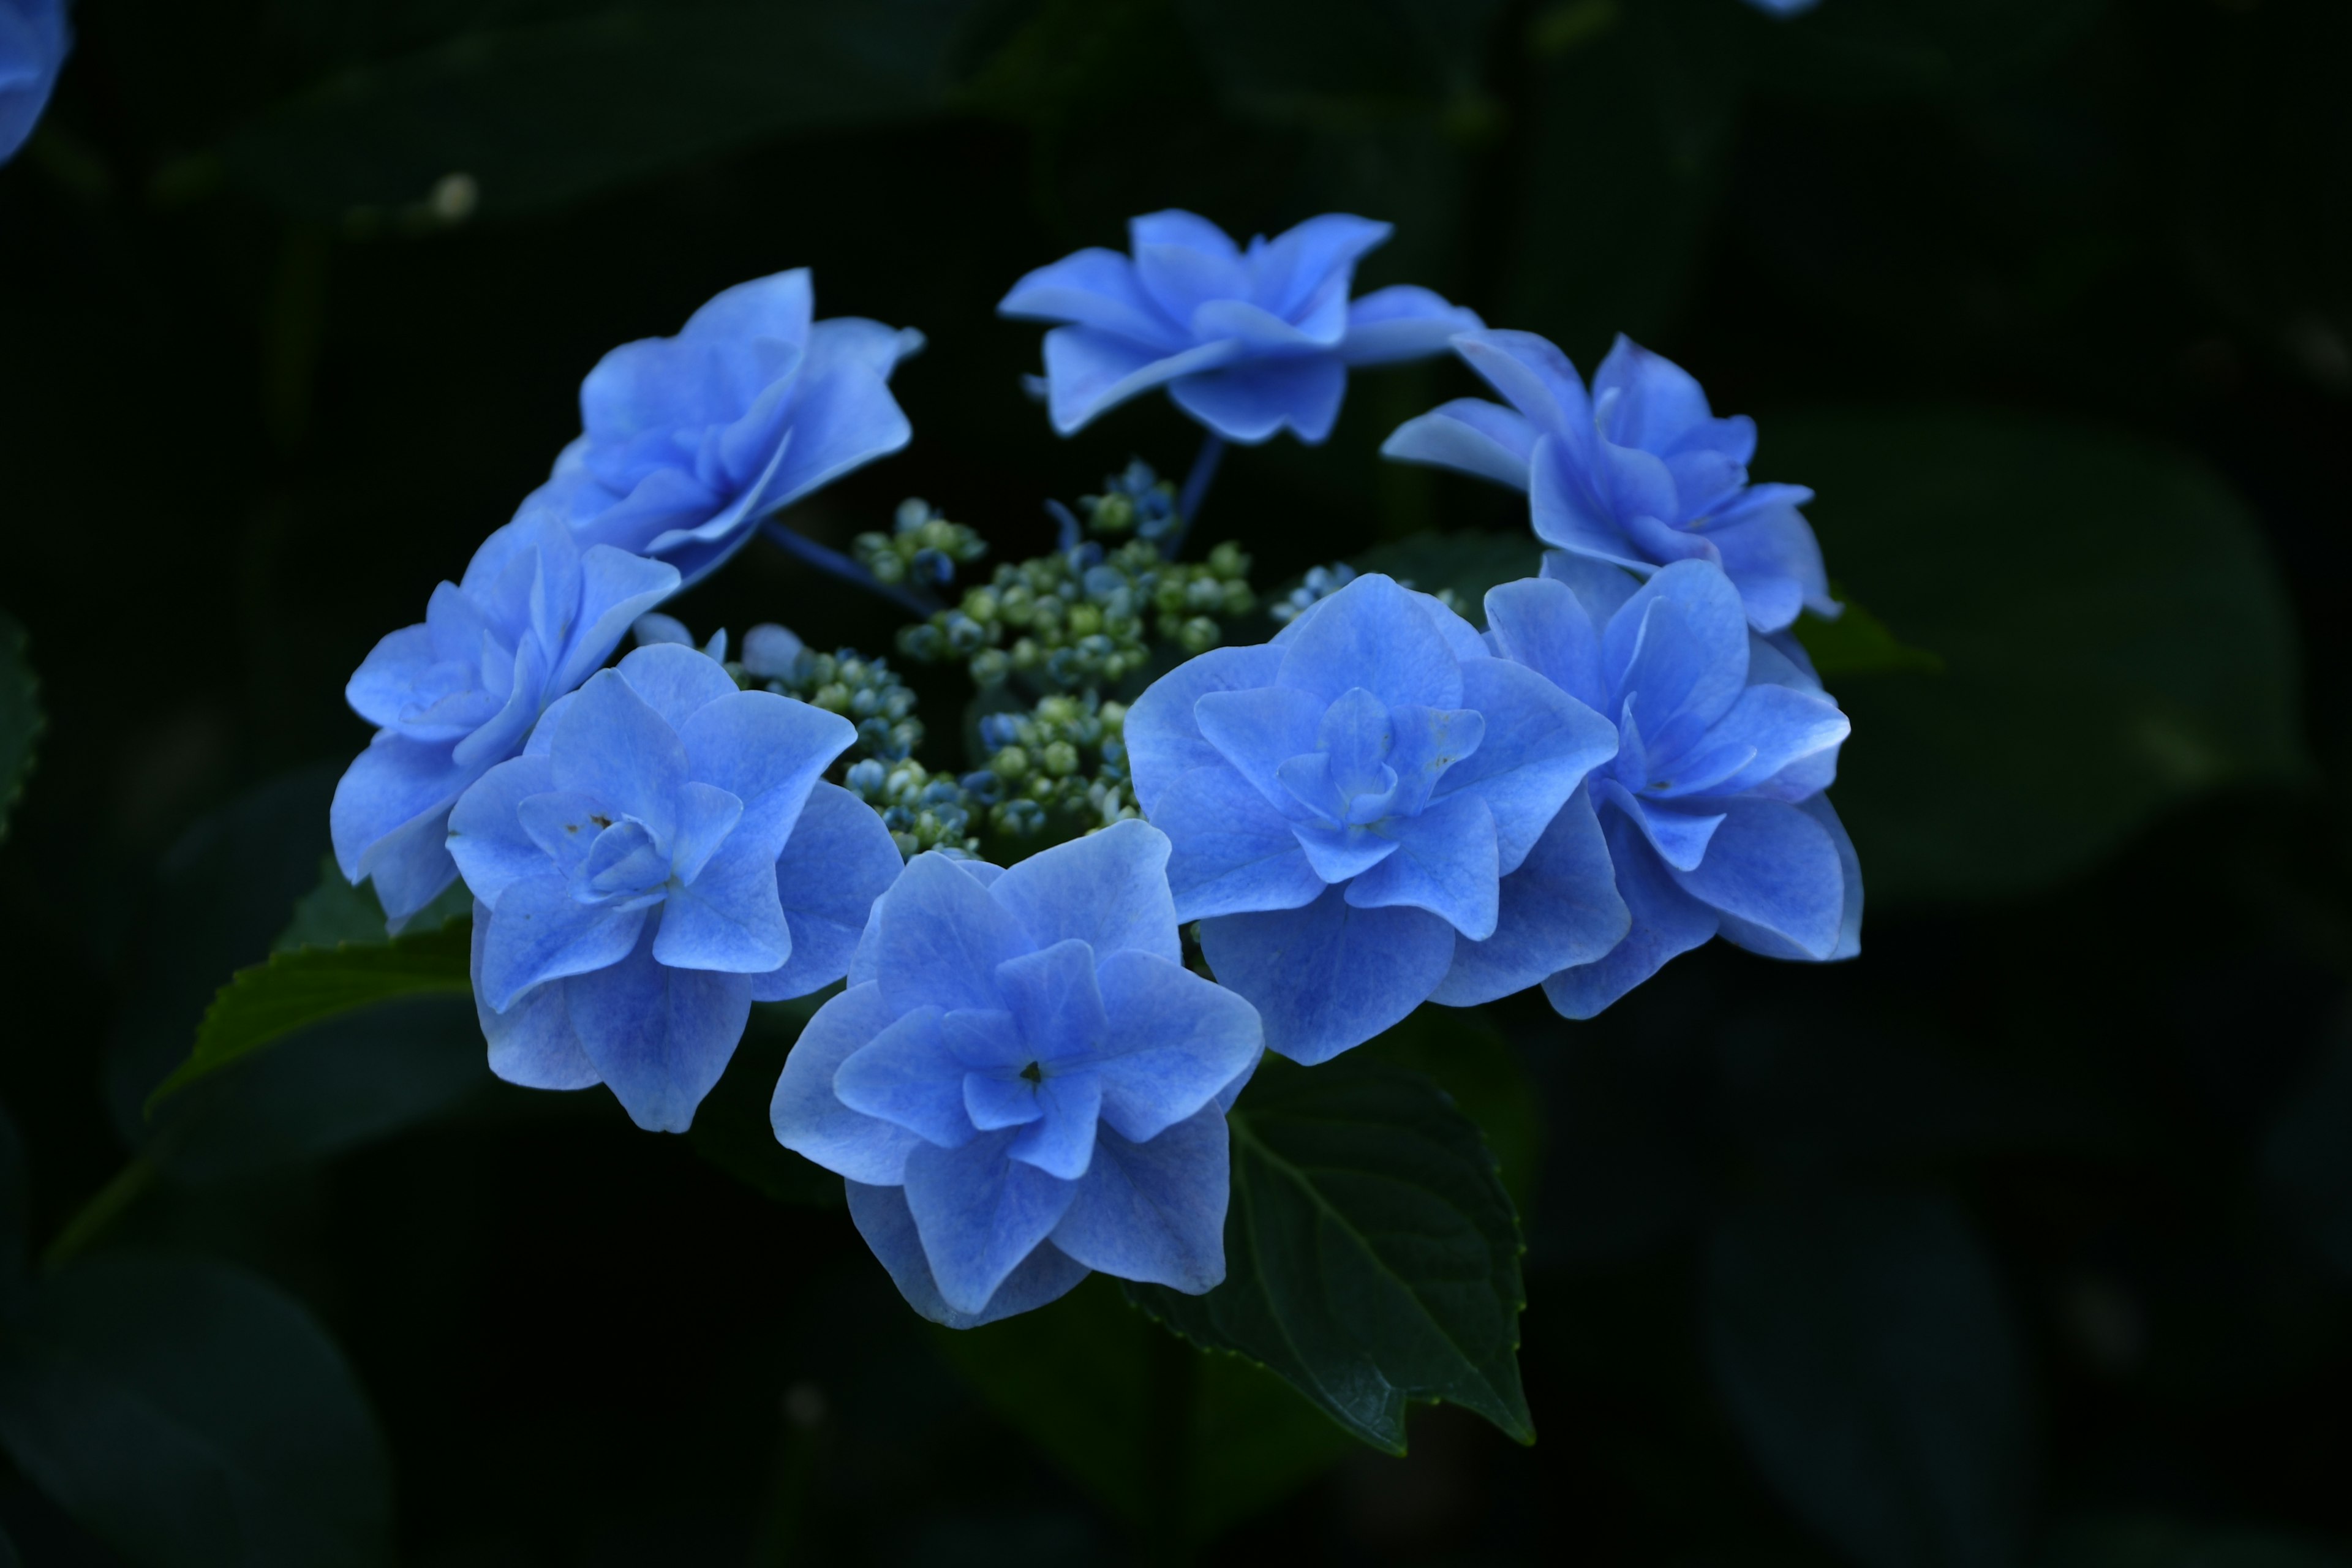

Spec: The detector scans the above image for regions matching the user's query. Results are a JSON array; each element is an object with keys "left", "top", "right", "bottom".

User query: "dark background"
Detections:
[{"left": 2, "top": 0, "right": 2349, "bottom": 1562}]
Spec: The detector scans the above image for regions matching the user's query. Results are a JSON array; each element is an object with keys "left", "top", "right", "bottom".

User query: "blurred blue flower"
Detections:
[
  {"left": 332, "top": 513, "right": 678, "bottom": 927},
  {"left": 448, "top": 644, "right": 903, "bottom": 1132},
  {"left": 1126, "top": 573, "right": 1622, "bottom": 1063},
  {"left": 772, "top": 821, "right": 1261, "bottom": 1327},
  {"left": 1484, "top": 556, "right": 1860, "bottom": 1018},
  {"left": 0, "top": 0, "right": 69, "bottom": 164},
  {"left": 1745, "top": 0, "right": 1822, "bottom": 15},
  {"left": 519, "top": 270, "right": 924, "bottom": 588},
  {"left": 999, "top": 210, "right": 1482, "bottom": 445},
  {"left": 1383, "top": 330, "right": 1834, "bottom": 631}
]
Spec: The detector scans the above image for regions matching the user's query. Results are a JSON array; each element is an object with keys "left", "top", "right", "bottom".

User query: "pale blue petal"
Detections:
[
  {"left": 1604, "top": 560, "right": 1751, "bottom": 733},
  {"left": 478, "top": 873, "right": 647, "bottom": 1012},
  {"left": 1531, "top": 435, "right": 1648, "bottom": 566},
  {"left": 445, "top": 755, "right": 559, "bottom": 905},
  {"left": 1093, "top": 949, "right": 1262, "bottom": 1143},
  {"left": 1198, "top": 888, "right": 1456, "bottom": 1065},
  {"left": 1431, "top": 787, "right": 1630, "bottom": 1006},
  {"left": 1275, "top": 573, "right": 1464, "bottom": 709},
  {"left": 874, "top": 852, "right": 1030, "bottom": 1017},
  {"left": 1044, "top": 327, "right": 1238, "bottom": 435},
  {"left": 679, "top": 267, "right": 813, "bottom": 350},
  {"left": 1435, "top": 658, "right": 1616, "bottom": 871},
  {"left": 1541, "top": 549, "right": 1643, "bottom": 627},
  {"left": 1008, "top": 1071, "right": 1103, "bottom": 1180},
  {"left": 993, "top": 940, "right": 1110, "bottom": 1061},
  {"left": 345, "top": 622, "right": 451, "bottom": 733},
  {"left": 756, "top": 359, "right": 915, "bottom": 518},
  {"left": 1705, "top": 684, "right": 1849, "bottom": 797},
  {"left": 771, "top": 981, "right": 923, "bottom": 1184},
  {"left": 1379, "top": 398, "right": 1539, "bottom": 489},
  {"left": 363, "top": 812, "right": 466, "bottom": 929},
  {"left": 665, "top": 780, "right": 745, "bottom": 885},
  {"left": 566, "top": 921, "right": 755, "bottom": 1131},
  {"left": 1134, "top": 238, "right": 1250, "bottom": 326},
  {"left": 1123, "top": 644, "right": 1287, "bottom": 815},
  {"left": 1050, "top": 1109, "right": 1229, "bottom": 1294},
  {"left": 1155, "top": 767, "right": 1327, "bottom": 921},
  {"left": 1168, "top": 355, "right": 1349, "bottom": 445},
  {"left": 756, "top": 782, "right": 903, "bottom": 1002},
  {"left": 802, "top": 315, "right": 925, "bottom": 380},
  {"left": 331, "top": 731, "right": 472, "bottom": 889},
  {"left": 1346, "top": 791, "right": 1501, "bottom": 940},
  {"left": 1193, "top": 684, "right": 1329, "bottom": 812},
  {"left": 678, "top": 688, "right": 854, "bottom": 856},
  {"left": 997, "top": 247, "right": 1188, "bottom": 348},
  {"left": 550, "top": 546, "right": 682, "bottom": 696},
  {"left": 987, "top": 818, "right": 1179, "bottom": 964},
  {"left": 1340, "top": 285, "right": 1484, "bottom": 367},
  {"left": 1453, "top": 329, "right": 1591, "bottom": 437},
  {"left": 850, "top": 858, "right": 1002, "bottom": 989},
  {"left": 964, "top": 1072, "right": 1043, "bottom": 1131},
  {"left": 654, "top": 832, "right": 789, "bottom": 973},
  {"left": 845, "top": 1180, "right": 1087, "bottom": 1329},
  {"left": 1665, "top": 796, "right": 1844, "bottom": 959},
  {"left": 941, "top": 1008, "right": 1027, "bottom": 1072},
  {"left": 1591, "top": 335, "right": 1718, "bottom": 453},
  {"left": 1599, "top": 778, "right": 1726, "bottom": 872},
  {"left": 1129, "top": 209, "right": 1239, "bottom": 258},
  {"left": 613, "top": 643, "right": 737, "bottom": 731},
  {"left": 1291, "top": 818, "right": 1400, "bottom": 884},
  {"left": 1250, "top": 212, "right": 1390, "bottom": 323},
  {"left": 472, "top": 902, "right": 600, "bottom": 1090},
  {"left": 1540, "top": 810, "right": 1719, "bottom": 1020},
  {"left": 549, "top": 670, "right": 688, "bottom": 842},
  {"left": 903, "top": 1131, "right": 1082, "bottom": 1315},
  {"left": 833, "top": 1006, "right": 971, "bottom": 1148},
  {"left": 1484, "top": 575, "right": 1608, "bottom": 712}
]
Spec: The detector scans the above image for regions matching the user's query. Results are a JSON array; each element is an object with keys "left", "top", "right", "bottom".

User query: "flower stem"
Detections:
[
  {"left": 760, "top": 519, "right": 942, "bottom": 620},
  {"left": 1167, "top": 433, "right": 1227, "bottom": 559},
  {"left": 41, "top": 1156, "right": 158, "bottom": 1273}
]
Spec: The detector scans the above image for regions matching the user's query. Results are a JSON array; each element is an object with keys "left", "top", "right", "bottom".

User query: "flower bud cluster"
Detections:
[
  {"left": 723, "top": 631, "right": 925, "bottom": 765},
  {"left": 1077, "top": 459, "right": 1180, "bottom": 542},
  {"left": 853, "top": 498, "right": 989, "bottom": 590},
  {"left": 1269, "top": 561, "right": 1464, "bottom": 625},
  {"left": 842, "top": 756, "right": 982, "bottom": 859}
]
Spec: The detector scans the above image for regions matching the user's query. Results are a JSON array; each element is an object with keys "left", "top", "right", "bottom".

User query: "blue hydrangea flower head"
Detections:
[
  {"left": 1383, "top": 330, "right": 1834, "bottom": 632},
  {"left": 998, "top": 210, "right": 1483, "bottom": 445},
  {"left": 1484, "top": 555, "right": 1860, "bottom": 1017},
  {"left": 519, "top": 269, "right": 924, "bottom": 587},
  {"left": 0, "top": 0, "right": 69, "bottom": 163},
  {"left": 771, "top": 821, "right": 1261, "bottom": 1327},
  {"left": 332, "top": 513, "right": 680, "bottom": 926},
  {"left": 447, "top": 643, "right": 904, "bottom": 1132},
  {"left": 1125, "top": 573, "right": 1626, "bottom": 1063}
]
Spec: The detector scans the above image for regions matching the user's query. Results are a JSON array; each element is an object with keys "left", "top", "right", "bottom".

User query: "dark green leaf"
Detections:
[
  {"left": 1706, "top": 1188, "right": 2030, "bottom": 1568},
  {"left": 931, "top": 1275, "right": 1357, "bottom": 1543},
  {"left": 0, "top": 613, "right": 39, "bottom": 845},
  {"left": 1770, "top": 409, "right": 2305, "bottom": 905},
  {"left": 273, "top": 856, "right": 470, "bottom": 955},
  {"left": 146, "top": 921, "right": 473, "bottom": 1115},
  {"left": 223, "top": 0, "right": 997, "bottom": 221},
  {"left": 0, "top": 1254, "right": 393, "bottom": 1567},
  {"left": 0, "top": 1104, "right": 23, "bottom": 1314},
  {"left": 1124, "top": 1058, "right": 1532, "bottom": 1455},
  {"left": 1795, "top": 593, "right": 1945, "bottom": 679},
  {"left": 2041, "top": 1514, "right": 2350, "bottom": 1568},
  {"left": 688, "top": 997, "right": 843, "bottom": 1205},
  {"left": 1347, "top": 529, "right": 1542, "bottom": 628},
  {"left": 1361, "top": 1005, "right": 1544, "bottom": 1208}
]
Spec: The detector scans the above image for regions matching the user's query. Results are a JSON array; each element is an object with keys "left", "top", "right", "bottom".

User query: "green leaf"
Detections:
[
  {"left": 222, "top": 0, "right": 996, "bottom": 221},
  {"left": 1124, "top": 1057, "right": 1532, "bottom": 1455},
  {"left": 274, "top": 855, "right": 470, "bottom": 954},
  {"left": 1794, "top": 592, "right": 1945, "bottom": 679},
  {"left": 1360, "top": 1005, "right": 1544, "bottom": 1209},
  {"left": 146, "top": 921, "right": 473, "bottom": 1116},
  {"left": 1346, "top": 529, "right": 1543, "bottom": 628},
  {"left": 0, "top": 1253, "right": 393, "bottom": 1567},
  {"left": 2041, "top": 1514, "right": 2351, "bottom": 1568},
  {"left": 0, "top": 612, "right": 40, "bottom": 845},
  {"left": 688, "top": 996, "right": 843, "bottom": 1205},
  {"left": 930, "top": 1275, "right": 1357, "bottom": 1544},
  {"left": 1769, "top": 409, "right": 2306, "bottom": 905},
  {"left": 1706, "top": 1188, "right": 2030, "bottom": 1568}
]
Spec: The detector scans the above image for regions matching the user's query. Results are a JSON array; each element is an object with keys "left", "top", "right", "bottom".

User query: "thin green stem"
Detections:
[{"left": 41, "top": 1156, "right": 157, "bottom": 1273}]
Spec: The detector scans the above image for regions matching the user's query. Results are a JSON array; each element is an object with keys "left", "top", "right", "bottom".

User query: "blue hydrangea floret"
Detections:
[
  {"left": 447, "top": 644, "right": 904, "bottom": 1132},
  {"left": 1383, "top": 330, "right": 1833, "bottom": 632},
  {"left": 1125, "top": 572, "right": 1625, "bottom": 1063},
  {"left": 1486, "top": 556, "right": 1860, "bottom": 1017},
  {"left": 771, "top": 821, "right": 1262, "bottom": 1327},
  {"left": 332, "top": 513, "right": 680, "bottom": 926},
  {"left": 0, "top": 0, "right": 70, "bottom": 163},
  {"left": 518, "top": 269, "right": 924, "bottom": 587},
  {"left": 999, "top": 209, "right": 1482, "bottom": 445}
]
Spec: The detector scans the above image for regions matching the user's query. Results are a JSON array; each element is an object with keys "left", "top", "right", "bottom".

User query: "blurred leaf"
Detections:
[
  {"left": 223, "top": 0, "right": 997, "bottom": 221},
  {"left": 1796, "top": 594, "right": 1945, "bottom": 679},
  {"left": 1770, "top": 409, "right": 2305, "bottom": 905},
  {"left": 1660, "top": 0, "right": 2111, "bottom": 104},
  {"left": 2263, "top": 1022, "right": 2352, "bottom": 1286},
  {"left": 2041, "top": 1515, "right": 2351, "bottom": 1568},
  {"left": 146, "top": 921, "right": 473, "bottom": 1115},
  {"left": 1507, "top": 2, "right": 1736, "bottom": 360},
  {"left": 688, "top": 996, "right": 843, "bottom": 1206},
  {"left": 1348, "top": 529, "right": 1542, "bottom": 628},
  {"left": 1180, "top": 0, "right": 1506, "bottom": 127},
  {"left": 1706, "top": 1187, "right": 2030, "bottom": 1568},
  {"left": 0, "top": 1105, "right": 23, "bottom": 1317},
  {"left": 0, "top": 1254, "right": 393, "bottom": 1567},
  {"left": 0, "top": 614, "right": 39, "bottom": 845},
  {"left": 931, "top": 1275, "right": 1357, "bottom": 1543},
  {"left": 1362, "top": 1005, "right": 1544, "bottom": 1208},
  {"left": 1125, "top": 1057, "right": 1532, "bottom": 1455},
  {"left": 273, "top": 856, "right": 469, "bottom": 955}
]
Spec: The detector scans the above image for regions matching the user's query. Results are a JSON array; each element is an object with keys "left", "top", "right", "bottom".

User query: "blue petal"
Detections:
[
  {"left": 666, "top": 780, "right": 745, "bottom": 886},
  {"left": 1134, "top": 235, "right": 1250, "bottom": 327},
  {"left": 1380, "top": 397, "right": 1539, "bottom": 490},
  {"left": 902, "top": 1130, "right": 1082, "bottom": 1316},
  {"left": 1093, "top": 949, "right": 1263, "bottom": 1143},
  {"left": 1198, "top": 887, "right": 1456, "bottom": 1065},
  {"left": 752, "top": 358, "right": 916, "bottom": 522},
  {"left": 1340, "top": 285, "right": 1485, "bottom": 367},
  {"left": 770, "top": 981, "right": 924, "bottom": 1184},
  {"left": 678, "top": 689, "right": 854, "bottom": 857},
  {"left": 993, "top": 940, "right": 1111, "bottom": 1062},
  {"left": 1806, "top": 793, "right": 1863, "bottom": 961},
  {"left": 1008, "top": 1070, "right": 1104, "bottom": 1180},
  {"left": 549, "top": 669, "right": 689, "bottom": 842},
  {"left": 1123, "top": 644, "right": 1287, "bottom": 814},
  {"left": 941, "top": 1008, "right": 1027, "bottom": 1072},
  {"left": 345, "top": 622, "right": 454, "bottom": 734},
  {"left": 1599, "top": 778, "right": 1727, "bottom": 872},
  {"left": 1541, "top": 549, "right": 1643, "bottom": 628},
  {"left": 1275, "top": 573, "right": 1464, "bottom": 710},
  {"left": 1431, "top": 786, "right": 1630, "bottom": 1006},
  {"left": 1603, "top": 560, "right": 1751, "bottom": 736},
  {"left": 331, "top": 731, "right": 471, "bottom": 886},
  {"left": 873, "top": 852, "right": 1031, "bottom": 1017},
  {"left": 360, "top": 805, "right": 467, "bottom": 929},
  {"left": 1193, "top": 684, "right": 1329, "bottom": 812},
  {"left": 845, "top": 1180, "right": 1087, "bottom": 1330},
  {"left": 833, "top": 1006, "right": 972, "bottom": 1148},
  {"left": 478, "top": 872, "right": 647, "bottom": 1012},
  {"left": 997, "top": 246, "right": 1188, "bottom": 349},
  {"left": 1434, "top": 657, "right": 1616, "bottom": 871},
  {"left": 1168, "top": 355, "right": 1348, "bottom": 445},
  {"left": 1042, "top": 327, "right": 1238, "bottom": 436},
  {"left": 1530, "top": 435, "right": 1647, "bottom": 567},
  {"left": 445, "top": 755, "right": 558, "bottom": 907},
  {"left": 551, "top": 546, "right": 682, "bottom": 696},
  {"left": 1346, "top": 791, "right": 1501, "bottom": 940},
  {"left": 963, "top": 1072, "right": 1044, "bottom": 1132},
  {"left": 756, "top": 782, "right": 903, "bottom": 1003},
  {"left": 1290, "top": 818, "right": 1400, "bottom": 884},
  {"left": 1590, "top": 335, "right": 1721, "bottom": 454},
  {"left": 1129, "top": 209, "right": 1240, "bottom": 258},
  {"left": 1050, "top": 1108, "right": 1229, "bottom": 1294},
  {"left": 850, "top": 858, "right": 1003, "bottom": 988},
  {"left": 1249, "top": 212, "right": 1390, "bottom": 324},
  {"left": 1155, "top": 767, "right": 1327, "bottom": 921},
  {"left": 1664, "top": 796, "right": 1844, "bottom": 959},
  {"left": 1540, "top": 810, "right": 1719, "bottom": 1020},
  {"left": 471, "top": 903, "right": 600, "bottom": 1090},
  {"left": 614, "top": 643, "right": 737, "bottom": 732},
  {"left": 1484, "top": 575, "right": 1608, "bottom": 712},
  {"left": 987, "top": 818, "right": 1180, "bottom": 965},
  {"left": 1453, "top": 329, "right": 1591, "bottom": 438},
  {"left": 1702, "top": 684, "right": 1849, "bottom": 799},
  {"left": 679, "top": 267, "right": 814, "bottom": 350},
  {"left": 565, "top": 921, "right": 755, "bottom": 1131},
  {"left": 654, "top": 832, "right": 789, "bottom": 974}
]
